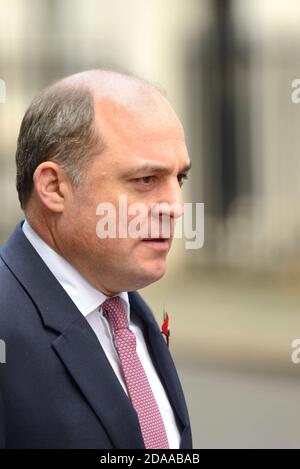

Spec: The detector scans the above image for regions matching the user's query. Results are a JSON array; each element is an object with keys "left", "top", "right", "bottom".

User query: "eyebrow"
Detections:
[{"left": 122, "top": 160, "right": 192, "bottom": 178}]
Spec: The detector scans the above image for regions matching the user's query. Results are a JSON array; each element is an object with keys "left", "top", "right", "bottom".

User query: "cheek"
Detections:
[
  {"left": 70, "top": 195, "right": 101, "bottom": 233},
  {"left": 93, "top": 236, "right": 137, "bottom": 257}
]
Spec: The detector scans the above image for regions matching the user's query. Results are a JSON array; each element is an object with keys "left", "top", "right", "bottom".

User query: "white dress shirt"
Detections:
[{"left": 22, "top": 220, "right": 181, "bottom": 449}]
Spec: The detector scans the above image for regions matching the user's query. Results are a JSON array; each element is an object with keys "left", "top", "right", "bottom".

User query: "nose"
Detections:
[{"left": 156, "top": 179, "right": 184, "bottom": 219}]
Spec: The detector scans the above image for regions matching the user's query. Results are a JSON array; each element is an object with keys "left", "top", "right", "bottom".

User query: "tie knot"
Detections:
[{"left": 101, "top": 296, "right": 129, "bottom": 333}]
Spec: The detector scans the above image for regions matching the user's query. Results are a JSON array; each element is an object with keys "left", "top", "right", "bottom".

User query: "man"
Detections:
[{"left": 0, "top": 70, "right": 192, "bottom": 449}]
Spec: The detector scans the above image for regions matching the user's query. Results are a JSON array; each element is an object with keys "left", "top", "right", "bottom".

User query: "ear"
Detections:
[{"left": 33, "top": 162, "right": 70, "bottom": 213}]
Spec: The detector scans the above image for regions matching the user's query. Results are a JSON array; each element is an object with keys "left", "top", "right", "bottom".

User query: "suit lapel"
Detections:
[
  {"left": 52, "top": 317, "right": 144, "bottom": 448},
  {"left": 129, "top": 292, "right": 191, "bottom": 447}
]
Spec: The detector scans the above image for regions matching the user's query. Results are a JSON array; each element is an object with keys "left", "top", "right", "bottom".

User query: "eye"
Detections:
[
  {"left": 136, "top": 176, "right": 155, "bottom": 185},
  {"left": 177, "top": 173, "right": 188, "bottom": 187}
]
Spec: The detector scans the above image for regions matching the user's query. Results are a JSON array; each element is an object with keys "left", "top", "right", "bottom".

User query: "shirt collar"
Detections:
[{"left": 22, "top": 219, "right": 130, "bottom": 319}]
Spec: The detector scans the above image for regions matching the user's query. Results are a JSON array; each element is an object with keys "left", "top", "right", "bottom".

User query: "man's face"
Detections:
[{"left": 63, "top": 97, "right": 191, "bottom": 294}]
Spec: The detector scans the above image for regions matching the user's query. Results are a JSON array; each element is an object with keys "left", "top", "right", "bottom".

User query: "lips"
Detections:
[
  {"left": 141, "top": 238, "right": 170, "bottom": 251},
  {"left": 142, "top": 238, "right": 168, "bottom": 241}
]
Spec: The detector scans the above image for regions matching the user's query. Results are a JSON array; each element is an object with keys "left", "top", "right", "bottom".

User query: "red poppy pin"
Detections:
[{"left": 161, "top": 306, "right": 170, "bottom": 348}]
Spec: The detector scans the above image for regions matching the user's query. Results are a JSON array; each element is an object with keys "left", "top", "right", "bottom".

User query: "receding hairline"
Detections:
[
  {"left": 58, "top": 69, "right": 164, "bottom": 96},
  {"left": 48, "top": 69, "right": 174, "bottom": 120}
]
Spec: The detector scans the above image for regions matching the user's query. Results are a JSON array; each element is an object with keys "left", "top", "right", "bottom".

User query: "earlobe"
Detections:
[{"left": 33, "top": 162, "right": 66, "bottom": 213}]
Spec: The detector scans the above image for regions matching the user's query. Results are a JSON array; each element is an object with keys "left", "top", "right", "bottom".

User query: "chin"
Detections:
[{"left": 133, "top": 263, "right": 166, "bottom": 290}]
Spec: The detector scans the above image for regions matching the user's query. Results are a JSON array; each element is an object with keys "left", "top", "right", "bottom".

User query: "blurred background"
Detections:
[{"left": 1, "top": 0, "right": 300, "bottom": 449}]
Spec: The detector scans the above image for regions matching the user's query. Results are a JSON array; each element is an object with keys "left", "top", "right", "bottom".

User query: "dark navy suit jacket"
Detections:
[{"left": 0, "top": 222, "right": 192, "bottom": 449}]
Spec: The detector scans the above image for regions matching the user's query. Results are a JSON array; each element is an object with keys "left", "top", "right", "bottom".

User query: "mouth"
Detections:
[{"left": 141, "top": 238, "right": 170, "bottom": 251}]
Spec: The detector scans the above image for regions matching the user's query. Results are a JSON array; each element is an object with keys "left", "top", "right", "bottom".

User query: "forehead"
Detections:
[
  {"left": 94, "top": 97, "right": 188, "bottom": 169},
  {"left": 96, "top": 94, "right": 184, "bottom": 136}
]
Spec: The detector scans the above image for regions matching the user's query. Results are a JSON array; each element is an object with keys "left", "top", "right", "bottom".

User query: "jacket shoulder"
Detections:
[{"left": 0, "top": 258, "right": 35, "bottom": 331}]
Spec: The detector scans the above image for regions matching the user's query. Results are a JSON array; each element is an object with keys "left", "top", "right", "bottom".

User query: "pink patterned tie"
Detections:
[{"left": 101, "top": 296, "right": 169, "bottom": 449}]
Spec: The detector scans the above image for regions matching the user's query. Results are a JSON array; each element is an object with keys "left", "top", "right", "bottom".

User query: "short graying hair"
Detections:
[{"left": 16, "top": 84, "right": 105, "bottom": 209}]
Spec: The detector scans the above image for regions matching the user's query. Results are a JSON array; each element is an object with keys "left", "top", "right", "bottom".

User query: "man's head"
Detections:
[{"left": 16, "top": 70, "right": 191, "bottom": 295}]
